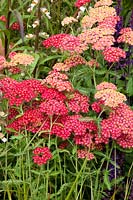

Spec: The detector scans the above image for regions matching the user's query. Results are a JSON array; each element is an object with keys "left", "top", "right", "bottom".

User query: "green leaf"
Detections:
[
  {"left": 127, "top": 77, "right": 133, "bottom": 96},
  {"left": 28, "top": 54, "right": 40, "bottom": 74},
  {"left": 103, "top": 170, "right": 111, "bottom": 190}
]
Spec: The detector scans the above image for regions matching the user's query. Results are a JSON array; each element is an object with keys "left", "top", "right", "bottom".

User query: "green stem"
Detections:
[{"left": 65, "top": 158, "right": 87, "bottom": 200}]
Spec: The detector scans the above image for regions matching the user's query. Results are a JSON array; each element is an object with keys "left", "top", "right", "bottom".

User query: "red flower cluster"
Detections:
[
  {"left": 100, "top": 103, "right": 133, "bottom": 148},
  {"left": 91, "top": 100, "right": 104, "bottom": 113},
  {"left": 75, "top": 0, "right": 91, "bottom": 8},
  {"left": 68, "top": 91, "right": 89, "bottom": 113},
  {"left": 0, "top": 78, "right": 44, "bottom": 106},
  {"left": 33, "top": 147, "right": 52, "bottom": 166},
  {"left": 10, "top": 22, "right": 20, "bottom": 30},
  {"left": 42, "top": 33, "right": 69, "bottom": 48},
  {"left": 102, "top": 47, "right": 126, "bottom": 62}
]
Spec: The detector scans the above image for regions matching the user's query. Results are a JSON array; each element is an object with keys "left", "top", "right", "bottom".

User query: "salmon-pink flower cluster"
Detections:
[
  {"left": 33, "top": 147, "right": 52, "bottom": 166},
  {"left": 96, "top": 82, "right": 117, "bottom": 91},
  {"left": 75, "top": 0, "right": 91, "bottom": 8},
  {"left": 117, "top": 27, "right": 133, "bottom": 45},
  {"left": 42, "top": 70, "right": 73, "bottom": 92},
  {"left": 102, "top": 47, "right": 126, "bottom": 62}
]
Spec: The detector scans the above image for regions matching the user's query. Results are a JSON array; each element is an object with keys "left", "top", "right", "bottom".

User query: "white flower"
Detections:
[
  {"left": 25, "top": 34, "right": 35, "bottom": 39},
  {"left": 32, "top": 19, "right": 39, "bottom": 28},
  {"left": 41, "top": 7, "right": 51, "bottom": 19}
]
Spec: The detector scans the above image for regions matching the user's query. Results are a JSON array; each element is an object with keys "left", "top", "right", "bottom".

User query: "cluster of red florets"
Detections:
[
  {"left": 10, "top": 22, "right": 20, "bottom": 30},
  {"left": 91, "top": 100, "right": 104, "bottom": 113},
  {"left": 75, "top": 0, "right": 91, "bottom": 8},
  {"left": 99, "top": 103, "right": 133, "bottom": 148},
  {"left": 33, "top": 147, "right": 52, "bottom": 166},
  {"left": 0, "top": 78, "right": 44, "bottom": 106},
  {"left": 42, "top": 33, "right": 69, "bottom": 48}
]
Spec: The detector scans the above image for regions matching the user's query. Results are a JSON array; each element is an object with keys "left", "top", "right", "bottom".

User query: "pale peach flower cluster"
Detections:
[
  {"left": 117, "top": 27, "right": 133, "bottom": 46},
  {"left": 61, "top": 17, "right": 78, "bottom": 26},
  {"left": 8, "top": 53, "right": 34, "bottom": 66},
  {"left": 95, "top": 82, "right": 127, "bottom": 108},
  {"left": 89, "top": 6, "right": 117, "bottom": 23},
  {"left": 94, "top": 0, "right": 113, "bottom": 8},
  {"left": 2, "top": 53, "right": 34, "bottom": 73},
  {"left": 81, "top": 16, "right": 96, "bottom": 29}
]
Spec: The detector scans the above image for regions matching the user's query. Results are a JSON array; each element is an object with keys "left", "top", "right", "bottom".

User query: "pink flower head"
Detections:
[
  {"left": 0, "top": 56, "right": 6, "bottom": 71},
  {"left": 10, "top": 22, "right": 20, "bottom": 30},
  {"left": 42, "top": 33, "right": 68, "bottom": 48},
  {"left": 77, "top": 149, "right": 94, "bottom": 160},
  {"left": 102, "top": 47, "right": 126, "bottom": 62},
  {"left": 8, "top": 52, "right": 17, "bottom": 59},
  {"left": 0, "top": 15, "right": 7, "bottom": 22},
  {"left": 33, "top": 147, "right": 52, "bottom": 165},
  {"left": 75, "top": 0, "right": 91, "bottom": 8}
]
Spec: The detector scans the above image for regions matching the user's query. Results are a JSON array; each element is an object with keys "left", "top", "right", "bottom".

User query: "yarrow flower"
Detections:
[
  {"left": 77, "top": 149, "right": 94, "bottom": 160},
  {"left": 75, "top": 0, "right": 91, "bottom": 8},
  {"left": 102, "top": 47, "right": 126, "bottom": 62},
  {"left": 95, "top": 88, "right": 127, "bottom": 108},
  {"left": 89, "top": 6, "right": 117, "bottom": 23},
  {"left": 94, "top": 0, "right": 113, "bottom": 8},
  {"left": 61, "top": 17, "right": 78, "bottom": 26},
  {"left": 100, "top": 103, "right": 133, "bottom": 148},
  {"left": 117, "top": 27, "right": 133, "bottom": 45},
  {"left": 10, "top": 22, "right": 20, "bottom": 31},
  {"left": 33, "top": 147, "right": 52, "bottom": 165},
  {"left": 96, "top": 82, "right": 117, "bottom": 91},
  {"left": 42, "top": 70, "right": 73, "bottom": 92}
]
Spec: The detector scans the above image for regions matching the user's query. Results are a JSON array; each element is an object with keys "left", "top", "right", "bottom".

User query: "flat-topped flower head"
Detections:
[
  {"left": 89, "top": 6, "right": 117, "bottom": 23},
  {"left": 33, "top": 147, "right": 52, "bottom": 166},
  {"left": 75, "top": 0, "right": 91, "bottom": 8},
  {"left": 94, "top": 0, "right": 113, "bottom": 8},
  {"left": 10, "top": 53, "right": 34, "bottom": 66},
  {"left": 96, "top": 82, "right": 117, "bottom": 91},
  {"left": 101, "top": 103, "right": 133, "bottom": 148},
  {"left": 95, "top": 89, "right": 127, "bottom": 108},
  {"left": 117, "top": 27, "right": 133, "bottom": 45},
  {"left": 102, "top": 47, "right": 126, "bottom": 62},
  {"left": 77, "top": 150, "right": 94, "bottom": 160}
]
